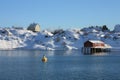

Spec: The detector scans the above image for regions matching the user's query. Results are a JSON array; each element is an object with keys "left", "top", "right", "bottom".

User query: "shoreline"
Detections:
[{"left": 0, "top": 47, "right": 120, "bottom": 52}]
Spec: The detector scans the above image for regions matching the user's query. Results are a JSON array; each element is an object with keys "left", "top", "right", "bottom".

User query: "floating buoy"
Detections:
[{"left": 42, "top": 55, "right": 48, "bottom": 62}]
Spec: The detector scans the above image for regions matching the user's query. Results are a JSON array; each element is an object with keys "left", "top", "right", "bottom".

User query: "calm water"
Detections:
[{"left": 0, "top": 50, "right": 120, "bottom": 80}]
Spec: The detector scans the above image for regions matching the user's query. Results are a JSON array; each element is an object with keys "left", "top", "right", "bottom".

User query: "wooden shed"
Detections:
[
  {"left": 27, "top": 23, "right": 40, "bottom": 32},
  {"left": 84, "top": 40, "right": 105, "bottom": 48},
  {"left": 82, "top": 40, "right": 111, "bottom": 54}
]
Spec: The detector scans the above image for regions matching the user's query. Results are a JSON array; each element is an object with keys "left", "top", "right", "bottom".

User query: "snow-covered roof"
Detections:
[{"left": 88, "top": 40, "right": 104, "bottom": 44}]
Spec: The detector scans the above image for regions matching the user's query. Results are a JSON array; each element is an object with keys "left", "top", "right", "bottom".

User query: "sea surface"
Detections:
[{"left": 0, "top": 50, "right": 120, "bottom": 80}]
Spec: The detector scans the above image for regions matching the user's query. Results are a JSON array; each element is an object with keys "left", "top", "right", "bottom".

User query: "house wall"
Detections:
[
  {"left": 93, "top": 43, "right": 105, "bottom": 47},
  {"left": 84, "top": 41, "right": 93, "bottom": 47},
  {"left": 35, "top": 25, "right": 40, "bottom": 32}
]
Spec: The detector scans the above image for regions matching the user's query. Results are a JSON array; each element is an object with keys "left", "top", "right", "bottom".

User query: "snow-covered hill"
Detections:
[{"left": 0, "top": 27, "right": 120, "bottom": 50}]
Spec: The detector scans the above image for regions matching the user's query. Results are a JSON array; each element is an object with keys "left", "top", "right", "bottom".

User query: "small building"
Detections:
[
  {"left": 84, "top": 40, "right": 105, "bottom": 48},
  {"left": 82, "top": 40, "right": 111, "bottom": 54},
  {"left": 27, "top": 23, "right": 40, "bottom": 32}
]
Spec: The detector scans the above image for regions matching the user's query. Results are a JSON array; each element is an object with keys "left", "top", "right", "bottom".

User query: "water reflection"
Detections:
[
  {"left": 0, "top": 50, "right": 118, "bottom": 57},
  {"left": 0, "top": 50, "right": 41, "bottom": 57},
  {"left": 82, "top": 51, "right": 111, "bottom": 56},
  {"left": 91, "top": 52, "right": 110, "bottom": 56},
  {"left": 0, "top": 50, "right": 82, "bottom": 57}
]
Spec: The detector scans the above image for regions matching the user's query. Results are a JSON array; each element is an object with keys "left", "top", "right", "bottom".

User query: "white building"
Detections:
[{"left": 27, "top": 23, "right": 40, "bottom": 32}]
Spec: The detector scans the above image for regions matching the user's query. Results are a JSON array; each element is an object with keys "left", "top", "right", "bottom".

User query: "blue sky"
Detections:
[{"left": 0, "top": 0, "right": 120, "bottom": 30}]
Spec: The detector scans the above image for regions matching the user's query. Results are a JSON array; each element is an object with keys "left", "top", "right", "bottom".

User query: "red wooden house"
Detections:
[
  {"left": 84, "top": 40, "right": 105, "bottom": 48},
  {"left": 83, "top": 40, "right": 111, "bottom": 54}
]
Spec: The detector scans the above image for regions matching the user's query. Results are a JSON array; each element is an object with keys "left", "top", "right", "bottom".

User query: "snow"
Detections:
[
  {"left": 0, "top": 26, "right": 120, "bottom": 50},
  {"left": 88, "top": 40, "right": 104, "bottom": 44}
]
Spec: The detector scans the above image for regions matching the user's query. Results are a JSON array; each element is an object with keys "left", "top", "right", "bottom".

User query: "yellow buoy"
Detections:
[{"left": 42, "top": 55, "right": 48, "bottom": 62}]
